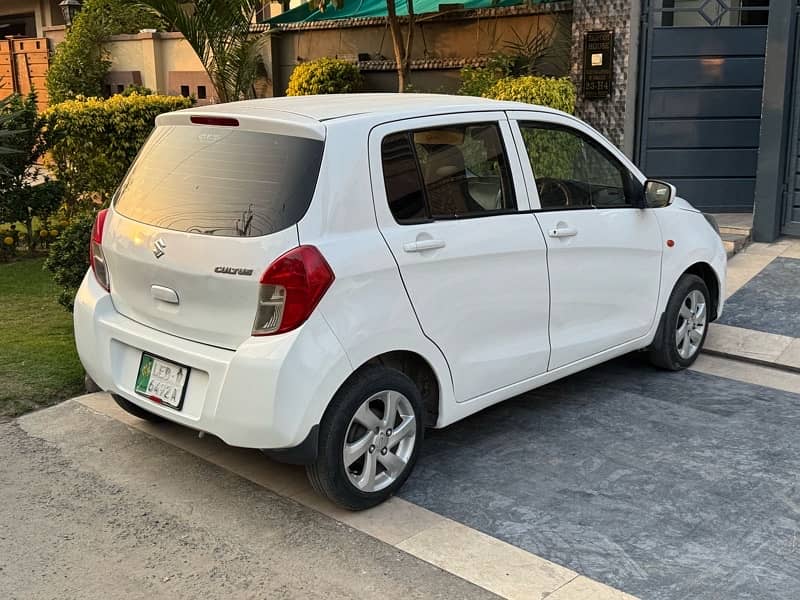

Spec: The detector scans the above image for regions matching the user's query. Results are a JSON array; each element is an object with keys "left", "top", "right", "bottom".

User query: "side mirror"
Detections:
[{"left": 643, "top": 179, "right": 676, "bottom": 208}]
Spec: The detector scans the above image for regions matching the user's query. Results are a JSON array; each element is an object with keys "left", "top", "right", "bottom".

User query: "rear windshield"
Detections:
[{"left": 114, "top": 126, "right": 324, "bottom": 237}]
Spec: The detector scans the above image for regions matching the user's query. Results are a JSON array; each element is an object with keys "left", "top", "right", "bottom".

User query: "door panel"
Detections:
[
  {"left": 510, "top": 116, "right": 662, "bottom": 370},
  {"left": 370, "top": 114, "right": 550, "bottom": 402},
  {"left": 384, "top": 217, "right": 550, "bottom": 401},
  {"left": 534, "top": 209, "right": 662, "bottom": 369}
]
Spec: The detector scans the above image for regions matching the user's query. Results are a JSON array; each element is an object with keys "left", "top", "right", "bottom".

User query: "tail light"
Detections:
[
  {"left": 90, "top": 209, "right": 110, "bottom": 291},
  {"left": 252, "top": 245, "right": 334, "bottom": 336}
]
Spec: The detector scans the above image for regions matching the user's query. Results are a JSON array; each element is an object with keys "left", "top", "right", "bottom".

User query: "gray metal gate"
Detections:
[
  {"left": 784, "top": 2, "right": 800, "bottom": 236},
  {"left": 637, "top": 1, "right": 771, "bottom": 212}
]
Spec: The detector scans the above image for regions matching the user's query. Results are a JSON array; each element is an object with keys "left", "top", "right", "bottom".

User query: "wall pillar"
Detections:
[
  {"left": 138, "top": 32, "right": 164, "bottom": 93},
  {"left": 570, "top": 0, "right": 640, "bottom": 158},
  {"left": 752, "top": 1, "right": 796, "bottom": 242}
]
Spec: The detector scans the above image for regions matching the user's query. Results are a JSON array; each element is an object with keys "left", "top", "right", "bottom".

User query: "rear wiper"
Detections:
[
  {"left": 235, "top": 204, "right": 255, "bottom": 237},
  {"left": 187, "top": 227, "right": 233, "bottom": 235}
]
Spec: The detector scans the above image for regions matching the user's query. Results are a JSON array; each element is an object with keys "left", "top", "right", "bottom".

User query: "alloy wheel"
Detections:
[
  {"left": 675, "top": 289, "right": 707, "bottom": 360},
  {"left": 343, "top": 390, "right": 417, "bottom": 493}
]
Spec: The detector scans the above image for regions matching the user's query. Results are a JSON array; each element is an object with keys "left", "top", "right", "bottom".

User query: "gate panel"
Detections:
[
  {"left": 638, "top": 1, "right": 770, "bottom": 212},
  {"left": 0, "top": 38, "right": 50, "bottom": 111}
]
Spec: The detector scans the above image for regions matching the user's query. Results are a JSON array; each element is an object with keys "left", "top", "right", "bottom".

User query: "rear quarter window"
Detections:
[{"left": 114, "top": 126, "right": 324, "bottom": 237}]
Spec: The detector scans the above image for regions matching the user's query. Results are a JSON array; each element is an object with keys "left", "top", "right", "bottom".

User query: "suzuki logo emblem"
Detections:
[{"left": 152, "top": 238, "right": 166, "bottom": 259}]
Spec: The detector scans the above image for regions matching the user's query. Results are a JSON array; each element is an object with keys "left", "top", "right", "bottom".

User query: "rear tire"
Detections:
[
  {"left": 112, "top": 394, "right": 166, "bottom": 423},
  {"left": 306, "top": 365, "right": 424, "bottom": 511},
  {"left": 649, "top": 274, "right": 710, "bottom": 371}
]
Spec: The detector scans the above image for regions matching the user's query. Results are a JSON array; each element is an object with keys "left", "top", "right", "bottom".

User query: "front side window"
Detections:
[
  {"left": 381, "top": 122, "right": 516, "bottom": 223},
  {"left": 519, "top": 123, "right": 632, "bottom": 210}
]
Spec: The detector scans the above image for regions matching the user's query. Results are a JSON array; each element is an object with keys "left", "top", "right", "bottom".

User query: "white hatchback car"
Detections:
[{"left": 75, "top": 94, "right": 726, "bottom": 509}]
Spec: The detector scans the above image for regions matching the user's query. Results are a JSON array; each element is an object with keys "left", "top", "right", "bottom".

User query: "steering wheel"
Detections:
[{"left": 537, "top": 177, "right": 572, "bottom": 208}]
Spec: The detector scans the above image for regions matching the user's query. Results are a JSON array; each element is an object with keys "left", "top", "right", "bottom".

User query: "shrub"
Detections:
[
  {"left": 45, "top": 212, "right": 95, "bottom": 311},
  {"left": 458, "top": 53, "right": 523, "bottom": 98},
  {"left": 458, "top": 65, "right": 504, "bottom": 98},
  {"left": 286, "top": 58, "right": 362, "bottom": 96},
  {"left": 120, "top": 84, "right": 153, "bottom": 97},
  {"left": 46, "top": 0, "right": 164, "bottom": 104},
  {"left": 483, "top": 76, "right": 576, "bottom": 114},
  {"left": 45, "top": 93, "right": 193, "bottom": 209}
]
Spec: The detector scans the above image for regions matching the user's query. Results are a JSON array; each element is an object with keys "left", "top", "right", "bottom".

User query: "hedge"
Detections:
[
  {"left": 484, "top": 76, "right": 576, "bottom": 114},
  {"left": 45, "top": 93, "right": 193, "bottom": 206},
  {"left": 286, "top": 58, "right": 362, "bottom": 96}
]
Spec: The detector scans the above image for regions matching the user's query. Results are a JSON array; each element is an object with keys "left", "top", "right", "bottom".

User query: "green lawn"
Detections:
[{"left": 0, "top": 258, "right": 84, "bottom": 418}]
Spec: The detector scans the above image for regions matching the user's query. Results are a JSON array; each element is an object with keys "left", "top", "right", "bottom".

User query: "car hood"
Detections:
[{"left": 673, "top": 196, "right": 700, "bottom": 213}]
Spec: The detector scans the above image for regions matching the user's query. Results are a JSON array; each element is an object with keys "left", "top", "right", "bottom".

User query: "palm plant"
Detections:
[
  {"left": 0, "top": 92, "right": 23, "bottom": 177},
  {"left": 136, "top": 0, "right": 265, "bottom": 103}
]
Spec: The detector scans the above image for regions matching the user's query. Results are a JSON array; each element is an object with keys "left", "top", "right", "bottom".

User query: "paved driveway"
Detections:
[
  {"left": 7, "top": 355, "right": 800, "bottom": 600},
  {"left": 400, "top": 356, "right": 800, "bottom": 600},
  {"left": 718, "top": 256, "right": 800, "bottom": 337}
]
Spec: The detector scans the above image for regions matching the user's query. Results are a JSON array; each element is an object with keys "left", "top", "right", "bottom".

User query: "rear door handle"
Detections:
[
  {"left": 548, "top": 226, "right": 578, "bottom": 238},
  {"left": 403, "top": 239, "right": 446, "bottom": 252}
]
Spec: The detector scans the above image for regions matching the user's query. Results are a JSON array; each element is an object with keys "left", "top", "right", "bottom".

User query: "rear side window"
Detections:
[
  {"left": 381, "top": 122, "right": 516, "bottom": 223},
  {"left": 114, "top": 126, "right": 324, "bottom": 237}
]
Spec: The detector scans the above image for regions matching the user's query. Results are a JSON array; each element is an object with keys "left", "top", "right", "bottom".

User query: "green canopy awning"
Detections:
[{"left": 269, "top": 0, "right": 554, "bottom": 25}]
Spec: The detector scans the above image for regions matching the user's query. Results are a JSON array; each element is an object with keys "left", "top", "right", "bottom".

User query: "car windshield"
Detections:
[{"left": 113, "top": 125, "right": 324, "bottom": 237}]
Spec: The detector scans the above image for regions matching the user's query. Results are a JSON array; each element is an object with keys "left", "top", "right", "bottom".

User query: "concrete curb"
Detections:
[{"left": 702, "top": 348, "right": 800, "bottom": 375}]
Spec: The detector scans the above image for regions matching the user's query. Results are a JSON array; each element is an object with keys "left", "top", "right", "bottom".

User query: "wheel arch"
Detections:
[
  {"left": 340, "top": 350, "right": 443, "bottom": 428},
  {"left": 683, "top": 261, "right": 721, "bottom": 321}
]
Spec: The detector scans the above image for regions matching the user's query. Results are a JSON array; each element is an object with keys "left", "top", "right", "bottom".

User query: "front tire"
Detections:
[
  {"left": 649, "top": 274, "right": 710, "bottom": 371},
  {"left": 307, "top": 366, "right": 424, "bottom": 511},
  {"left": 112, "top": 394, "right": 166, "bottom": 423}
]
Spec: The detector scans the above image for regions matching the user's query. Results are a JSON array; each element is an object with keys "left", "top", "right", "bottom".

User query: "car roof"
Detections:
[{"left": 181, "top": 93, "right": 566, "bottom": 123}]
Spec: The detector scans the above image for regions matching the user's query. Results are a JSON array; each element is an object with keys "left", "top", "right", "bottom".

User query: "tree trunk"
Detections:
[
  {"left": 404, "top": 0, "right": 415, "bottom": 90},
  {"left": 386, "top": 0, "right": 414, "bottom": 92},
  {"left": 25, "top": 216, "right": 34, "bottom": 255}
]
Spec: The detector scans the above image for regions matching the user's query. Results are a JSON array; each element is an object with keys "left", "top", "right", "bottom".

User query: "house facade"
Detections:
[
  {"left": 0, "top": 0, "right": 64, "bottom": 38},
  {"left": 4, "top": 0, "right": 798, "bottom": 242}
]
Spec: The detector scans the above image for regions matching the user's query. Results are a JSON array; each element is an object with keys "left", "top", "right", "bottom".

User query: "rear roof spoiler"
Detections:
[{"left": 156, "top": 109, "right": 326, "bottom": 141}]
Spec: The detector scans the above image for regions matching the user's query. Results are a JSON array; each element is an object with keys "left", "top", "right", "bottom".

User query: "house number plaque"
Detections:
[{"left": 583, "top": 30, "right": 614, "bottom": 100}]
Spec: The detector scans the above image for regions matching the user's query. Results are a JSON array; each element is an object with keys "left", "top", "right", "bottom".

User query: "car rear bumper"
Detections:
[{"left": 73, "top": 271, "right": 352, "bottom": 452}]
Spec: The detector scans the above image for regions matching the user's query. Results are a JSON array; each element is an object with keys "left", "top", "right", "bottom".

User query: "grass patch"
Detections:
[{"left": 0, "top": 258, "right": 84, "bottom": 418}]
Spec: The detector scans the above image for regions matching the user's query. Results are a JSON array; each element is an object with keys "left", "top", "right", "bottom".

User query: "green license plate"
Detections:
[{"left": 135, "top": 353, "right": 189, "bottom": 410}]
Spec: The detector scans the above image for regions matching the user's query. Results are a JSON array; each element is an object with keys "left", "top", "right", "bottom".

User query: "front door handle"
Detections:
[
  {"left": 548, "top": 226, "right": 578, "bottom": 238},
  {"left": 403, "top": 239, "right": 446, "bottom": 253}
]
